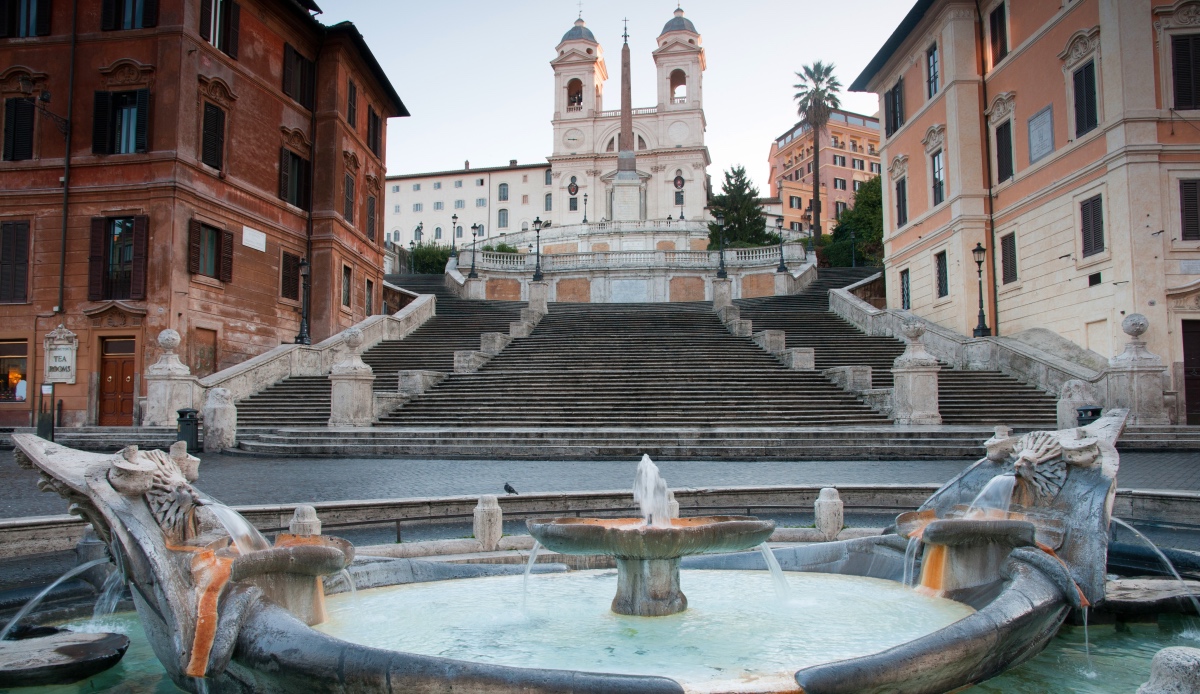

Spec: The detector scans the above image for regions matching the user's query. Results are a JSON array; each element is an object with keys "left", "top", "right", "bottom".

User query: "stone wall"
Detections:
[
  {"left": 486, "top": 279, "right": 522, "bottom": 301},
  {"left": 669, "top": 276, "right": 705, "bottom": 301},
  {"left": 556, "top": 278, "right": 592, "bottom": 302},
  {"left": 742, "top": 272, "right": 776, "bottom": 298}
]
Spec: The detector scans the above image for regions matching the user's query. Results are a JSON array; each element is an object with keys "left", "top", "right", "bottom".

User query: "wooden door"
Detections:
[
  {"left": 1184, "top": 321, "right": 1200, "bottom": 425},
  {"left": 99, "top": 339, "right": 136, "bottom": 426}
]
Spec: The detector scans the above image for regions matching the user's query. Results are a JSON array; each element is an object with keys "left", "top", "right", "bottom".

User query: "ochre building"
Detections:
[{"left": 0, "top": 0, "right": 406, "bottom": 426}]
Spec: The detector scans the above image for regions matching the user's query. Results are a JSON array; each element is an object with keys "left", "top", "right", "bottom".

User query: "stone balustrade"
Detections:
[{"left": 464, "top": 243, "right": 807, "bottom": 274}]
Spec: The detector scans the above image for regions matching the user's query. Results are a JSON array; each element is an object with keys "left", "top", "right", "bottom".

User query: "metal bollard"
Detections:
[{"left": 176, "top": 408, "right": 200, "bottom": 453}]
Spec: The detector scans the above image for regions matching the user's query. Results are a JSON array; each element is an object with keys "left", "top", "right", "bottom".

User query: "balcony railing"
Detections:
[
  {"left": 566, "top": 104, "right": 583, "bottom": 112},
  {"left": 467, "top": 242, "right": 808, "bottom": 274},
  {"left": 596, "top": 107, "right": 658, "bottom": 117}
]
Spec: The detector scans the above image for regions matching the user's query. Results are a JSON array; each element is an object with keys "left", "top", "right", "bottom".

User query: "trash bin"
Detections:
[
  {"left": 1076, "top": 406, "right": 1103, "bottom": 427},
  {"left": 177, "top": 408, "right": 200, "bottom": 453}
]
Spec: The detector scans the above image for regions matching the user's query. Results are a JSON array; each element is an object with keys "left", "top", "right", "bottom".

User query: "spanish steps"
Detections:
[
  {"left": 234, "top": 275, "right": 525, "bottom": 428},
  {"left": 734, "top": 268, "right": 1060, "bottom": 429}
]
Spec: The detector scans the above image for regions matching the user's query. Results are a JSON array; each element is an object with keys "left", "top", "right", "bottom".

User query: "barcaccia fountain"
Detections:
[{"left": 6, "top": 405, "right": 1149, "bottom": 693}]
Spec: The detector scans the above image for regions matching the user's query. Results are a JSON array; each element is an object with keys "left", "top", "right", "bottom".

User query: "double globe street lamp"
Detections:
[
  {"left": 532, "top": 217, "right": 544, "bottom": 282},
  {"left": 972, "top": 242, "right": 991, "bottom": 337}
]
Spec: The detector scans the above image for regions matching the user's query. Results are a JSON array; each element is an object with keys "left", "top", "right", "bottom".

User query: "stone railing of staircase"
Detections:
[
  {"left": 829, "top": 273, "right": 1175, "bottom": 423},
  {"left": 170, "top": 294, "right": 437, "bottom": 418}
]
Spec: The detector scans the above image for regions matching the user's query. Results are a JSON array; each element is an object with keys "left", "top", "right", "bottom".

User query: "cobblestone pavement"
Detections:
[{"left": 3, "top": 450, "right": 1199, "bottom": 519}]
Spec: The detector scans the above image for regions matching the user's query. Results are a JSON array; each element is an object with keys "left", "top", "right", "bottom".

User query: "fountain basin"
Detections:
[
  {"left": 0, "top": 627, "right": 129, "bottom": 687},
  {"left": 527, "top": 516, "right": 775, "bottom": 615}
]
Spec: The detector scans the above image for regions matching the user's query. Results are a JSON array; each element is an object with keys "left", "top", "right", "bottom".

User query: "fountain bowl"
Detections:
[{"left": 526, "top": 516, "right": 775, "bottom": 559}]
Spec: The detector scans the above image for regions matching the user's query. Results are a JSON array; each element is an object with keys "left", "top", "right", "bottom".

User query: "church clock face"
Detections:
[{"left": 563, "top": 128, "right": 584, "bottom": 150}]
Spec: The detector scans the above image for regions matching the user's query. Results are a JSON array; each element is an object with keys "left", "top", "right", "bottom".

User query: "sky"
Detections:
[{"left": 315, "top": 1, "right": 914, "bottom": 192}]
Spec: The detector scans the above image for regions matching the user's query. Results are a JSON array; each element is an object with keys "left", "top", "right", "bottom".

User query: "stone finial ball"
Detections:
[
  {"left": 1122, "top": 313, "right": 1149, "bottom": 338},
  {"left": 900, "top": 320, "right": 926, "bottom": 340},
  {"left": 158, "top": 328, "right": 181, "bottom": 351},
  {"left": 343, "top": 327, "right": 364, "bottom": 350}
]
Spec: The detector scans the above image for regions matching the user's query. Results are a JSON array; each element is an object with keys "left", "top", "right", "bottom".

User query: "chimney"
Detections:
[
  {"left": 510, "top": 159, "right": 517, "bottom": 166},
  {"left": 464, "top": 160, "right": 470, "bottom": 170}
]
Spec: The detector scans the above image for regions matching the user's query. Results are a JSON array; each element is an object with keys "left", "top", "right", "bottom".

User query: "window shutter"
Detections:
[
  {"left": 0, "top": 221, "right": 28, "bottom": 302},
  {"left": 225, "top": 2, "right": 239, "bottom": 58},
  {"left": 1001, "top": 233, "right": 1018, "bottom": 284},
  {"left": 134, "top": 88, "right": 149, "bottom": 153},
  {"left": 1084, "top": 62, "right": 1098, "bottom": 131},
  {"left": 92, "top": 91, "right": 112, "bottom": 155},
  {"left": 34, "top": 0, "right": 49, "bottom": 35},
  {"left": 199, "top": 0, "right": 212, "bottom": 41},
  {"left": 344, "top": 173, "right": 354, "bottom": 224},
  {"left": 1081, "top": 195, "right": 1104, "bottom": 257},
  {"left": 187, "top": 220, "right": 201, "bottom": 274},
  {"left": 1175, "top": 36, "right": 1195, "bottom": 110},
  {"left": 366, "top": 195, "right": 376, "bottom": 241},
  {"left": 282, "top": 44, "right": 295, "bottom": 98},
  {"left": 10, "top": 98, "right": 33, "bottom": 161},
  {"left": 884, "top": 87, "right": 894, "bottom": 136},
  {"left": 278, "top": 148, "right": 290, "bottom": 201},
  {"left": 281, "top": 252, "right": 299, "bottom": 300},
  {"left": 100, "top": 0, "right": 116, "bottom": 30},
  {"left": 201, "top": 103, "right": 224, "bottom": 169},
  {"left": 996, "top": 121, "right": 1013, "bottom": 182},
  {"left": 142, "top": 0, "right": 157, "bottom": 27},
  {"left": 896, "top": 77, "right": 904, "bottom": 125},
  {"left": 2, "top": 99, "right": 15, "bottom": 161},
  {"left": 0, "top": 0, "right": 10, "bottom": 37},
  {"left": 88, "top": 217, "right": 106, "bottom": 301},
  {"left": 347, "top": 79, "right": 356, "bottom": 126},
  {"left": 300, "top": 156, "right": 311, "bottom": 209},
  {"left": 130, "top": 215, "right": 148, "bottom": 299},
  {"left": 1183, "top": 180, "right": 1200, "bottom": 241},
  {"left": 219, "top": 229, "right": 233, "bottom": 283}
]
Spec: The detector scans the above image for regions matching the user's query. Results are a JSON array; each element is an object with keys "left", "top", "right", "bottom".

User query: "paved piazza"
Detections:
[{"left": 4, "top": 450, "right": 1198, "bottom": 520}]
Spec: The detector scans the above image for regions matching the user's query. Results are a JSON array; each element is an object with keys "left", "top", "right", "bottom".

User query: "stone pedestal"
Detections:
[
  {"left": 201, "top": 388, "right": 237, "bottom": 452},
  {"left": 464, "top": 277, "right": 485, "bottom": 300},
  {"left": 454, "top": 350, "right": 492, "bottom": 373},
  {"left": 824, "top": 365, "right": 871, "bottom": 393},
  {"left": 779, "top": 348, "right": 815, "bottom": 370},
  {"left": 716, "top": 305, "right": 740, "bottom": 324},
  {"left": 1107, "top": 314, "right": 1170, "bottom": 425},
  {"left": 613, "top": 557, "right": 686, "bottom": 617},
  {"left": 752, "top": 330, "right": 785, "bottom": 354},
  {"left": 891, "top": 321, "right": 942, "bottom": 426},
  {"left": 397, "top": 370, "right": 445, "bottom": 396},
  {"left": 328, "top": 328, "right": 375, "bottom": 427},
  {"left": 510, "top": 320, "right": 535, "bottom": 338},
  {"left": 473, "top": 495, "right": 503, "bottom": 551},
  {"left": 480, "top": 332, "right": 513, "bottom": 356},
  {"left": 289, "top": 506, "right": 321, "bottom": 536},
  {"left": 143, "top": 330, "right": 195, "bottom": 427},
  {"left": 1057, "top": 379, "right": 1100, "bottom": 429},
  {"left": 814, "top": 488, "right": 843, "bottom": 541},
  {"left": 528, "top": 281, "right": 550, "bottom": 315},
  {"left": 712, "top": 278, "right": 732, "bottom": 310},
  {"left": 773, "top": 271, "right": 792, "bottom": 296},
  {"left": 728, "top": 319, "right": 752, "bottom": 337}
]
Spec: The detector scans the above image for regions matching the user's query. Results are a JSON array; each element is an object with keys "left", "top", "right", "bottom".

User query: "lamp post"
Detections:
[
  {"left": 715, "top": 213, "right": 727, "bottom": 279},
  {"left": 582, "top": 193, "right": 588, "bottom": 224},
  {"left": 850, "top": 228, "right": 857, "bottom": 268},
  {"left": 679, "top": 201, "right": 685, "bottom": 221},
  {"left": 775, "top": 216, "right": 787, "bottom": 273},
  {"left": 449, "top": 214, "right": 458, "bottom": 257},
  {"left": 972, "top": 242, "right": 991, "bottom": 337},
  {"left": 468, "top": 224, "right": 480, "bottom": 278},
  {"left": 532, "top": 216, "right": 544, "bottom": 281},
  {"left": 408, "top": 240, "right": 415, "bottom": 274},
  {"left": 295, "top": 258, "right": 311, "bottom": 345}
]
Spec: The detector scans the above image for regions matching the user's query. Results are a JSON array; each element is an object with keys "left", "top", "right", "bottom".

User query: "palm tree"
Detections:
[{"left": 793, "top": 61, "right": 842, "bottom": 242}]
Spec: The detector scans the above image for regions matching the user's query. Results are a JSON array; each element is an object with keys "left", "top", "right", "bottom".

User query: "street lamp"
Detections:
[
  {"left": 775, "top": 216, "right": 787, "bottom": 273},
  {"left": 582, "top": 193, "right": 588, "bottom": 223},
  {"left": 295, "top": 257, "right": 311, "bottom": 345},
  {"left": 408, "top": 240, "right": 415, "bottom": 274},
  {"left": 715, "top": 213, "right": 727, "bottom": 279},
  {"left": 449, "top": 214, "right": 458, "bottom": 257},
  {"left": 532, "top": 216, "right": 544, "bottom": 281},
  {"left": 850, "top": 228, "right": 857, "bottom": 268},
  {"left": 468, "top": 224, "right": 480, "bottom": 278},
  {"left": 972, "top": 242, "right": 991, "bottom": 337}
]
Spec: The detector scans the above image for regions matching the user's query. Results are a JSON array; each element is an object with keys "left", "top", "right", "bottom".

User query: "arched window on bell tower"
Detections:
[
  {"left": 670, "top": 69, "right": 687, "bottom": 104},
  {"left": 566, "top": 79, "right": 584, "bottom": 111}
]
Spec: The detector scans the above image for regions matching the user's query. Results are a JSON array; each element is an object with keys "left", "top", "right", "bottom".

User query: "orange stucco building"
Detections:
[
  {"left": 768, "top": 109, "right": 882, "bottom": 238},
  {"left": 854, "top": 0, "right": 1200, "bottom": 422},
  {"left": 0, "top": 0, "right": 406, "bottom": 427}
]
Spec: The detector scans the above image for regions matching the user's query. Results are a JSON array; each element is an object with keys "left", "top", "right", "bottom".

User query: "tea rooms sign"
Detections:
[{"left": 44, "top": 324, "right": 78, "bottom": 385}]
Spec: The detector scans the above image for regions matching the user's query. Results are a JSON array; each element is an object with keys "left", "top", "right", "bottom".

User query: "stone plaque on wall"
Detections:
[
  {"left": 43, "top": 324, "right": 78, "bottom": 384},
  {"left": 1028, "top": 106, "right": 1054, "bottom": 164},
  {"left": 242, "top": 226, "right": 267, "bottom": 252},
  {"left": 611, "top": 279, "right": 650, "bottom": 303},
  {"left": 1180, "top": 260, "right": 1200, "bottom": 275}
]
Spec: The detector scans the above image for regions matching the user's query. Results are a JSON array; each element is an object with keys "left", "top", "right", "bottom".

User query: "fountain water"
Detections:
[
  {"left": 633, "top": 454, "right": 671, "bottom": 527},
  {"left": 205, "top": 503, "right": 271, "bottom": 555},
  {"left": 966, "top": 474, "right": 1016, "bottom": 518},
  {"left": 1111, "top": 518, "right": 1200, "bottom": 619},
  {"left": 521, "top": 540, "right": 541, "bottom": 608},
  {"left": 758, "top": 543, "right": 791, "bottom": 600},
  {"left": 0, "top": 559, "right": 108, "bottom": 642}
]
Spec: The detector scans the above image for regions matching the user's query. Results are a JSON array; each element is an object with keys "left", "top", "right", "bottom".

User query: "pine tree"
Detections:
[{"left": 707, "top": 166, "right": 770, "bottom": 249}]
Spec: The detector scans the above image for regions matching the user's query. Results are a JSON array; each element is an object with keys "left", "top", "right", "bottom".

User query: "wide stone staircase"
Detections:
[
  {"left": 734, "top": 268, "right": 1060, "bottom": 429},
  {"left": 234, "top": 275, "right": 525, "bottom": 428}
]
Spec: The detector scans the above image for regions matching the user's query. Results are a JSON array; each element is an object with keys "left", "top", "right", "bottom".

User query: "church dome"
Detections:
[
  {"left": 659, "top": 8, "right": 697, "bottom": 36},
  {"left": 561, "top": 18, "right": 596, "bottom": 43}
]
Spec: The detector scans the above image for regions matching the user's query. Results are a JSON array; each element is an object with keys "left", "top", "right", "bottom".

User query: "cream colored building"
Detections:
[{"left": 853, "top": 0, "right": 1200, "bottom": 423}]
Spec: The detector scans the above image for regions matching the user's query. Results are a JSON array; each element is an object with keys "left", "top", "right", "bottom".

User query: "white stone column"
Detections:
[
  {"left": 473, "top": 495, "right": 503, "bottom": 551},
  {"left": 201, "top": 387, "right": 237, "bottom": 452},
  {"left": 328, "top": 328, "right": 375, "bottom": 427},
  {"left": 712, "top": 278, "right": 732, "bottom": 309},
  {"left": 528, "top": 280, "right": 550, "bottom": 315},
  {"left": 1107, "top": 314, "right": 1170, "bottom": 425},
  {"left": 142, "top": 329, "right": 195, "bottom": 427},
  {"left": 891, "top": 321, "right": 942, "bottom": 426}
]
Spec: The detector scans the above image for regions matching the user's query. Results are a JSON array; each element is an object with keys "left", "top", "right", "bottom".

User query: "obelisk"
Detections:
[{"left": 611, "top": 20, "right": 641, "bottom": 221}]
